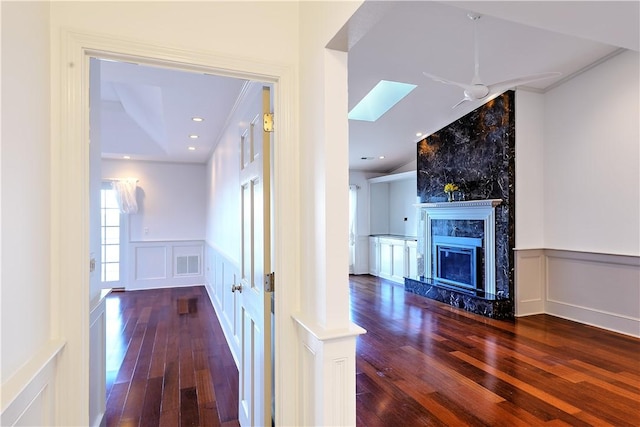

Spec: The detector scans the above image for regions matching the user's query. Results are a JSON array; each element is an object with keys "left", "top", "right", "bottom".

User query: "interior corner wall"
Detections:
[
  {"left": 1, "top": 0, "right": 51, "bottom": 384},
  {"left": 544, "top": 50, "right": 639, "bottom": 256}
]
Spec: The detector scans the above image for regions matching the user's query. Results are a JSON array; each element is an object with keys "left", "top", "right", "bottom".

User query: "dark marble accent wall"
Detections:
[{"left": 417, "top": 91, "right": 515, "bottom": 301}]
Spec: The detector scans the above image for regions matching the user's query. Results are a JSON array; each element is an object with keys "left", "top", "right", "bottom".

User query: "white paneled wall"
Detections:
[
  {"left": 204, "top": 244, "right": 241, "bottom": 365},
  {"left": 127, "top": 240, "right": 204, "bottom": 290},
  {"left": 515, "top": 249, "right": 640, "bottom": 337},
  {"left": 0, "top": 341, "right": 65, "bottom": 426}
]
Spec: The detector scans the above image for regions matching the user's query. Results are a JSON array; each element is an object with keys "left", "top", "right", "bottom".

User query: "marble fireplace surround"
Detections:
[{"left": 416, "top": 199, "right": 502, "bottom": 295}]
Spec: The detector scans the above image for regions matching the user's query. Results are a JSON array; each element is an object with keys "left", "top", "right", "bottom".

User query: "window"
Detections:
[{"left": 101, "top": 186, "right": 120, "bottom": 282}]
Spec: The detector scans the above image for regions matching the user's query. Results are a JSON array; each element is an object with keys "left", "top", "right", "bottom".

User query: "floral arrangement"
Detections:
[{"left": 444, "top": 183, "right": 459, "bottom": 193}]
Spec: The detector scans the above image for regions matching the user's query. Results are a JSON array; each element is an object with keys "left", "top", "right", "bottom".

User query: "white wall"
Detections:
[
  {"left": 514, "top": 90, "right": 545, "bottom": 249},
  {"left": 515, "top": 51, "right": 640, "bottom": 336},
  {"left": 1, "top": 0, "right": 51, "bottom": 384},
  {"left": 1, "top": 3, "right": 62, "bottom": 426},
  {"left": 102, "top": 160, "right": 206, "bottom": 242},
  {"left": 544, "top": 50, "right": 639, "bottom": 256},
  {"left": 369, "top": 176, "right": 417, "bottom": 237},
  {"left": 389, "top": 178, "right": 418, "bottom": 236},
  {"left": 349, "top": 171, "right": 374, "bottom": 274},
  {"left": 100, "top": 160, "right": 206, "bottom": 291},
  {"left": 369, "top": 183, "right": 390, "bottom": 234}
]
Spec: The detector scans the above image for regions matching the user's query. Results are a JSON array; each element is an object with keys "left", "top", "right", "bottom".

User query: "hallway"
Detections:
[{"left": 105, "top": 286, "right": 239, "bottom": 427}]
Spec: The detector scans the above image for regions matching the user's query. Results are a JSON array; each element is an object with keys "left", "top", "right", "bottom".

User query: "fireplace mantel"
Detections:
[
  {"left": 415, "top": 199, "right": 502, "bottom": 210},
  {"left": 415, "top": 199, "right": 502, "bottom": 295}
]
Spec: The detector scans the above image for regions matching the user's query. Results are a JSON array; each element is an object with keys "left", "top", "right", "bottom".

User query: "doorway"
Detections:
[{"left": 57, "top": 31, "right": 296, "bottom": 426}]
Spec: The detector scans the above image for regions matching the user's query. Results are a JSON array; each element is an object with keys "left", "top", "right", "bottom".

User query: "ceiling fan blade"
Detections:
[
  {"left": 488, "top": 71, "right": 562, "bottom": 94},
  {"left": 451, "top": 94, "right": 473, "bottom": 109},
  {"left": 423, "top": 72, "right": 474, "bottom": 91}
]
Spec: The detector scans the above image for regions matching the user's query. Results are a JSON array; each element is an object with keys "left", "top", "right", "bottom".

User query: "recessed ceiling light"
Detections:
[
  {"left": 379, "top": 156, "right": 385, "bottom": 159},
  {"left": 189, "top": 134, "right": 199, "bottom": 139},
  {"left": 416, "top": 132, "right": 423, "bottom": 137},
  {"left": 192, "top": 117, "right": 204, "bottom": 122},
  {"left": 123, "top": 155, "right": 131, "bottom": 159},
  {"left": 188, "top": 146, "right": 196, "bottom": 151},
  {"left": 348, "top": 80, "right": 417, "bottom": 122}
]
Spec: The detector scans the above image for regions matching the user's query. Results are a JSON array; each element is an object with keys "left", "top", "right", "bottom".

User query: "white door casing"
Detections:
[
  {"left": 237, "top": 84, "right": 273, "bottom": 427},
  {"left": 57, "top": 30, "right": 298, "bottom": 426}
]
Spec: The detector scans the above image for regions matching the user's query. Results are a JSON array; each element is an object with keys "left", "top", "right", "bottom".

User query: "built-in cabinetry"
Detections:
[{"left": 369, "top": 235, "right": 417, "bottom": 284}]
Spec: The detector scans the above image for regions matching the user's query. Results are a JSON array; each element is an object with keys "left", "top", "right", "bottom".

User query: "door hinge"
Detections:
[
  {"left": 265, "top": 272, "right": 275, "bottom": 292},
  {"left": 263, "top": 113, "right": 274, "bottom": 132}
]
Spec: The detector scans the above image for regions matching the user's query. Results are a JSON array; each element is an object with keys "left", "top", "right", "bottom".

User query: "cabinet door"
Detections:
[
  {"left": 379, "top": 240, "right": 393, "bottom": 278},
  {"left": 390, "top": 242, "right": 405, "bottom": 283}
]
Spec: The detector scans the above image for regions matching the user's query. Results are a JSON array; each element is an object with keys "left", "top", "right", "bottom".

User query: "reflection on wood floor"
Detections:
[
  {"left": 351, "top": 274, "right": 640, "bottom": 426},
  {"left": 104, "top": 278, "right": 639, "bottom": 426},
  {"left": 105, "top": 286, "right": 239, "bottom": 427}
]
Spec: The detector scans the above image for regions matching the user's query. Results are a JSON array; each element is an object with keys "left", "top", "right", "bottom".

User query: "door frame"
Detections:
[{"left": 54, "top": 30, "right": 300, "bottom": 425}]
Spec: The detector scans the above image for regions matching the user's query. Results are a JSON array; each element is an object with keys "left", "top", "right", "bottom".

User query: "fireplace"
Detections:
[
  {"left": 432, "top": 235, "right": 482, "bottom": 291},
  {"left": 405, "top": 199, "right": 513, "bottom": 320}
]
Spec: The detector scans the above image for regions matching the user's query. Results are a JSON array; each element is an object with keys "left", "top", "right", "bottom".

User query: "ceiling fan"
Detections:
[{"left": 423, "top": 13, "right": 561, "bottom": 109}]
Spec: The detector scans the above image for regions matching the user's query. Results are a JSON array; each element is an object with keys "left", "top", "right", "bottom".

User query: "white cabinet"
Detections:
[
  {"left": 370, "top": 236, "right": 417, "bottom": 284},
  {"left": 369, "top": 236, "right": 379, "bottom": 276}
]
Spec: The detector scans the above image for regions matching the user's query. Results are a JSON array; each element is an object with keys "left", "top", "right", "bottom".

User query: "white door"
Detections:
[{"left": 237, "top": 84, "right": 273, "bottom": 427}]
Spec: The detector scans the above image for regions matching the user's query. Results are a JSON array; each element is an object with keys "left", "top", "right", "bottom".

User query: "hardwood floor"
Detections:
[
  {"left": 105, "top": 279, "right": 639, "bottom": 426},
  {"left": 105, "top": 286, "right": 239, "bottom": 427},
  {"left": 351, "top": 274, "right": 640, "bottom": 426}
]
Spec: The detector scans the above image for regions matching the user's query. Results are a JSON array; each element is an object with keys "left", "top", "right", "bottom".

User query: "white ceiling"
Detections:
[
  {"left": 97, "top": 1, "right": 639, "bottom": 173},
  {"left": 98, "top": 59, "right": 247, "bottom": 164}
]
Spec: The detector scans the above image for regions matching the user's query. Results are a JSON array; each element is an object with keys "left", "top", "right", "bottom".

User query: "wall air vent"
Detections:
[{"left": 176, "top": 255, "right": 200, "bottom": 276}]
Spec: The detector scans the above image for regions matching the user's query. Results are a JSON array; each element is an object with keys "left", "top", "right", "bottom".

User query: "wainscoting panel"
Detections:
[
  {"left": 515, "top": 248, "right": 640, "bottom": 337},
  {"left": 514, "top": 249, "right": 546, "bottom": 316},
  {"left": 134, "top": 246, "right": 166, "bottom": 280},
  {"left": 128, "top": 240, "right": 204, "bottom": 290},
  {"left": 204, "top": 244, "right": 241, "bottom": 366},
  {"left": 545, "top": 249, "right": 640, "bottom": 337},
  {"left": 0, "top": 340, "right": 64, "bottom": 426},
  {"left": 354, "top": 235, "right": 370, "bottom": 275},
  {"left": 89, "top": 291, "right": 109, "bottom": 427}
]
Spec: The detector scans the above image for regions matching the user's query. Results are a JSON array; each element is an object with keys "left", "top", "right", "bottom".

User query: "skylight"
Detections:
[{"left": 348, "top": 80, "right": 417, "bottom": 122}]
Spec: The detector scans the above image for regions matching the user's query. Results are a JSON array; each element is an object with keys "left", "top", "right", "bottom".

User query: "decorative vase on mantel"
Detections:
[{"left": 447, "top": 191, "right": 454, "bottom": 202}]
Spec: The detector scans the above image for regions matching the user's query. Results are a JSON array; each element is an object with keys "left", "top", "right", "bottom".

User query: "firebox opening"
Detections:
[{"left": 432, "top": 235, "right": 482, "bottom": 291}]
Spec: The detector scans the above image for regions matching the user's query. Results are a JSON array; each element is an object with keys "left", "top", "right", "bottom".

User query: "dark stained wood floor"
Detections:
[
  {"left": 351, "top": 274, "right": 640, "bottom": 427},
  {"left": 105, "top": 286, "right": 239, "bottom": 427},
  {"left": 105, "top": 279, "right": 640, "bottom": 427}
]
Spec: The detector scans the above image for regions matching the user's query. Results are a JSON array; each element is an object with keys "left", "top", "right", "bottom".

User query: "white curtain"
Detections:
[
  {"left": 111, "top": 178, "right": 138, "bottom": 214},
  {"left": 349, "top": 184, "right": 358, "bottom": 274}
]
